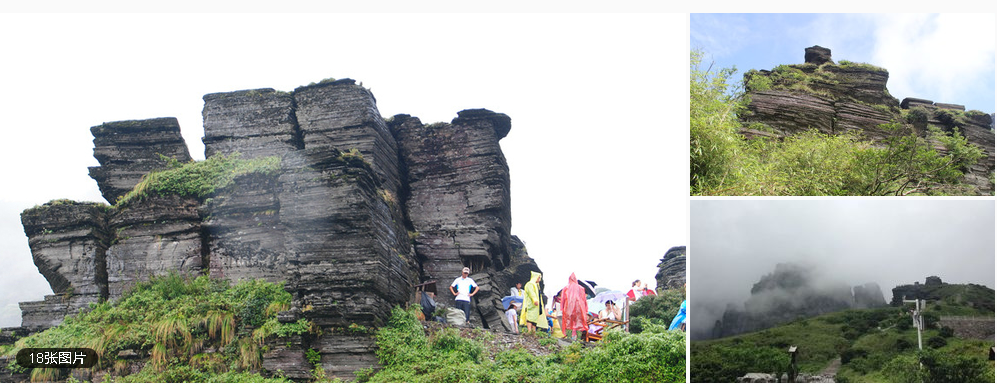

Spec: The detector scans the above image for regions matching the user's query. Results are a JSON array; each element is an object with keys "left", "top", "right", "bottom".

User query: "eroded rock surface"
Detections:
[
  {"left": 88, "top": 118, "right": 193, "bottom": 204},
  {"left": 202, "top": 88, "right": 302, "bottom": 159}
]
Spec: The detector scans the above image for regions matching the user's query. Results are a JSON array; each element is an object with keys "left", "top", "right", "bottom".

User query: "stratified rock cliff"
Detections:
[
  {"left": 741, "top": 46, "right": 995, "bottom": 194},
  {"left": 656, "top": 246, "right": 686, "bottom": 290},
  {"left": 14, "top": 78, "right": 540, "bottom": 380},
  {"left": 88, "top": 118, "right": 193, "bottom": 204}
]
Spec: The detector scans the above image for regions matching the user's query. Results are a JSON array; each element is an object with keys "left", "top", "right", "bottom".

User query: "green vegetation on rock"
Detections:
[
  {"left": 2, "top": 274, "right": 309, "bottom": 383},
  {"left": 117, "top": 153, "right": 281, "bottom": 207},
  {"left": 690, "top": 50, "right": 985, "bottom": 196}
]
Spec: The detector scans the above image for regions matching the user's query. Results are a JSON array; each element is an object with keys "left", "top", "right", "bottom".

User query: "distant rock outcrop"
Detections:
[
  {"left": 710, "top": 262, "right": 885, "bottom": 339},
  {"left": 656, "top": 246, "right": 686, "bottom": 290},
  {"left": 852, "top": 282, "right": 887, "bottom": 309},
  {"left": 14, "top": 78, "right": 541, "bottom": 380},
  {"left": 741, "top": 47, "right": 995, "bottom": 194}
]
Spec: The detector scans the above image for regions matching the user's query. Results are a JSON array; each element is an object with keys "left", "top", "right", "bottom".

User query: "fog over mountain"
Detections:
[{"left": 690, "top": 200, "right": 995, "bottom": 341}]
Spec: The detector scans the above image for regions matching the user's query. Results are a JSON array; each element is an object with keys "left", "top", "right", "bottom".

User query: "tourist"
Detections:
[
  {"left": 559, "top": 273, "right": 588, "bottom": 340},
  {"left": 505, "top": 302, "right": 520, "bottom": 334},
  {"left": 669, "top": 299, "right": 687, "bottom": 332},
  {"left": 449, "top": 267, "right": 479, "bottom": 324},
  {"left": 518, "top": 271, "right": 548, "bottom": 333},
  {"left": 626, "top": 280, "right": 656, "bottom": 303},
  {"left": 598, "top": 300, "right": 621, "bottom": 321},
  {"left": 510, "top": 282, "right": 524, "bottom": 298}
]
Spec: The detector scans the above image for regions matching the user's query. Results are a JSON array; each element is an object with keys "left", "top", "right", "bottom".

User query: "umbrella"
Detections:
[
  {"left": 589, "top": 290, "right": 628, "bottom": 310},
  {"left": 501, "top": 295, "right": 524, "bottom": 310},
  {"left": 555, "top": 279, "right": 599, "bottom": 301},
  {"left": 580, "top": 280, "right": 598, "bottom": 298}
]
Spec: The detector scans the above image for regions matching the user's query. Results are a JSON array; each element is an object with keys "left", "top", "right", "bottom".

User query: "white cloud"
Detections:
[{"left": 871, "top": 14, "right": 996, "bottom": 111}]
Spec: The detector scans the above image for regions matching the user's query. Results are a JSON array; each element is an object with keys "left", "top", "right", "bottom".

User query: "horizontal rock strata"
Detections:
[{"left": 88, "top": 118, "right": 193, "bottom": 204}]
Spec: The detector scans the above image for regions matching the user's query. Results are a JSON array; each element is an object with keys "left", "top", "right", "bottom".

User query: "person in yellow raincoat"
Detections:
[{"left": 519, "top": 271, "right": 548, "bottom": 333}]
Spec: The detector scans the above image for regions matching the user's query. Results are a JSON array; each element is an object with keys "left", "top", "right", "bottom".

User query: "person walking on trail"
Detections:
[
  {"left": 559, "top": 273, "right": 588, "bottom": 340},
  {"left": 450, "top": 267, "right": 479, "bottom": 324},
  {"left": 519, "top": 271, "right": 548, "bottom": 333}
]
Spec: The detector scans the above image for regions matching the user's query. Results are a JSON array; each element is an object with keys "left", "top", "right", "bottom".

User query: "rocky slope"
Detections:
[
  {"left": 9, "top": 78, "right": 541, "bottom": 380},
  {"left": 740, "top": 46, "right": 995, "bottom": 195}
]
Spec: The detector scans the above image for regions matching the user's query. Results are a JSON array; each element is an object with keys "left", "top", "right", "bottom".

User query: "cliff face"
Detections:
[
  {"left": 16, "top": 78, "right": 538, "bottom": 379},
  {"left": 656, "top": 246, "right": 686, "bottom": 290},
  {"left": 741, "top": 46, "right": 995, "bottom": 194}
]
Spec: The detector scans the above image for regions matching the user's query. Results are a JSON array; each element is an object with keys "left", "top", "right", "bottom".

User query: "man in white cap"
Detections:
[{"left": 450, "top": 266, "right": 479, "bottom": 324}]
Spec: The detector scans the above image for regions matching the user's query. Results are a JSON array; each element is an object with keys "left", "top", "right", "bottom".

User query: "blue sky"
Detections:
[{"left": 691, "top": 14, "right": 996, "bottom": 114}]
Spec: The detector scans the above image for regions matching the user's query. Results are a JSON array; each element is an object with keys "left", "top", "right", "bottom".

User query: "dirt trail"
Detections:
[{"left": 820, "top": 357, "right": 841, "bottom": 377}]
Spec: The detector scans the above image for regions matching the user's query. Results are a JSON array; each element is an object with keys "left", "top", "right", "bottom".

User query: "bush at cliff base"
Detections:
[
  {"left": 628, "top": 288, "right": 684, "bottom": 333},
  {"left": 362, "top": 306, "right": 686, "bottom": 383},
  {"left": 2, "top": 273, "right": 306, "bottom": 383}
]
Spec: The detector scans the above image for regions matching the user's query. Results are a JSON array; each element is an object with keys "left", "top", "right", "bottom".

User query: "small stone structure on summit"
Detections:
[{"left": 12, "top": 78, "right": 542, "bottom": 379}]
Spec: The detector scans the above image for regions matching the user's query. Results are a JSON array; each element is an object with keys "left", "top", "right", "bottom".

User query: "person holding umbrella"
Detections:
[
  {"left": 519, "top": 271, "right": 548, "bottom": 333},
  {"left": 559, "top": 273, "right": 588, "bottom": 340}
]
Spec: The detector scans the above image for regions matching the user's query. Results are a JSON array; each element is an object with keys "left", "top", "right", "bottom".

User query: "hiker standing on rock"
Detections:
[
  {"left": 559, "top": 273, "right": 588, "bottom": 340},
  {"left": 450, "top": 267, "right": 479, "bottom": 324},
  {"left": 519, "top": 271, "right": 548, "bottom": 333}
]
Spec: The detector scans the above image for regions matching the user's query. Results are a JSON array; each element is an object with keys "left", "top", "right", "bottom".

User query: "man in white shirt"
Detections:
[
  {"left": 510, "top": 282, "right": 523, "bottom": 298},
  {"left": 450, "top": 267, "right": 479, "bottom": 323}
]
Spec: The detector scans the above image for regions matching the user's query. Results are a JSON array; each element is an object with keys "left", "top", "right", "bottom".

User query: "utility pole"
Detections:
[{"left": 902, "top": 297, "right": 925, "bottom": 351}]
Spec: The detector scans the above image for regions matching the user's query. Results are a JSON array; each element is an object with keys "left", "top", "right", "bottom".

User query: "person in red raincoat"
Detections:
[{"left": 559, "top": 273, "right": 588, "bottom": 340}]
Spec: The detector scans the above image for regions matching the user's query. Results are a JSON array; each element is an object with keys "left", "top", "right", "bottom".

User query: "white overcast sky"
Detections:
[{"left": 0, "top": 12, "right": 689, "bottom": 327}]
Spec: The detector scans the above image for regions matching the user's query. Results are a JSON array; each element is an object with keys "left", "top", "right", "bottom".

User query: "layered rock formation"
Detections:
[
  {"left": 709, "top": 263, "right": 885, "bottom": 339},
  {"left": 89, "top": 118, "right": 193, "bottom": 204},
  {"left": 13, "top": 78, "right": 540, "bottom": 380},
  {"left": 656, "top": 246, "right": 686, "bottom": 290},
  {"left": 741, "top": 46, "right": 995, "bottom": 194}
]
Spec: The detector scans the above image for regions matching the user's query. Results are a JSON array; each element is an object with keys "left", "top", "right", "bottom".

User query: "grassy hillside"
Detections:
[
  {"left": 1, "top": 274, "right": 310, "bottom": 383},
  {"left": 692, "top": 298, "right": 995, "bottom": 383},
  {"left": 363, "top": 306, "right": 686, "bottom": 383}
]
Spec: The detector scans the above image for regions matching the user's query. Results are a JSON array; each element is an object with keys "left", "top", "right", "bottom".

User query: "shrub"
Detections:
[
  {"left": 691, "top": 343, "right": 785, "bottom": 383},
  {"left": 4, "top": 274, "right": 303, "bottom": 382},
  {"left": 926, "top": 336, "right": 947, "bottom": 349},
  {"left": 840, "top": 347, "right": 868, "bottom": 364},
  {"left": 629, "top": 289, "right": 684, "bottom": 333},
  {"left": 938, "top": 326, "right": 954, "bottom": 338}
]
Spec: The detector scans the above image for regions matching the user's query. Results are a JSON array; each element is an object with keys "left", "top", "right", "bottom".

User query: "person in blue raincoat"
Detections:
[{"left": 669, "top": 299, "right": 687, "bottom": 331}]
